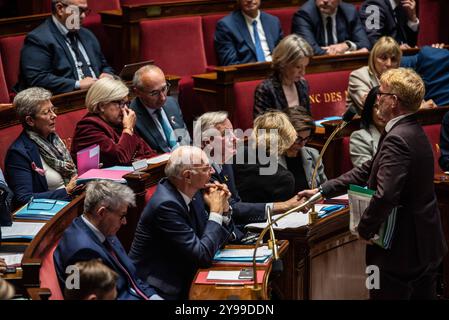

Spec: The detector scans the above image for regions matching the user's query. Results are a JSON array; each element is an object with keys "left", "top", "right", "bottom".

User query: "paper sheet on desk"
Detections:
[
  {"left": 1, "top": 222, "right": 45, "bottom": 240},
  {"left": 0, "top": 253, "right": 23, "bottom": 267},
  {"left": 147, "top": 153, "right": 170, "bottom": 165},
  {"left": 215, "top": 246, "right": 272, "bottom": 259}
]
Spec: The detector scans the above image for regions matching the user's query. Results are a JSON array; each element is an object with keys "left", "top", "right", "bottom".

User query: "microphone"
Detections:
[
  {"left": 265, "top": 205, "right": 283, "bottom": 274},
  {"left": 342, "top": 107, "right": 357, "bottom": 123},
  {"left": 251, "top": 191, "right": 323, "bottom": 295}
]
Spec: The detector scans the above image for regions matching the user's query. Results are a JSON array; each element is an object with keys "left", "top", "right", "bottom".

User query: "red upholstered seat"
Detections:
[
  {"left": 0, "top": 124, "right": 22, "bottom": 171},
  {"left": 265, "top": 7, "right": 298, "bottom": 36},
  {"left": 39, "top": 241, "right": 64, "bottom": 300},
  {"left": 0, "top": 35, "right": 25, "bottom": 95},
  {"left": 202, "top": 13, "right": 226, "bottom": 67},
  {"left": 233, "top": 79, "right": 263, "bottom": 131},
  {"left": 56, "top": 109, "right": 88, "bottom": 150},
  {"left": 144, "top": 185, "right": 158, "bottom": 203},
  {"left": 305, "top": 70, "right": 351, "bottom": 120},
  {"left": 423, "top": 124, "right": 443, "bottom": 174},
  {"left": 340, "top": 136, "right": 353, "bottom": 174},
  {"left": 0, "top": 54, "right": 9, "bottom": 103},
  {"left": 121, "top": 0, "right": 203, "bottom": 4},
  {"left": 140, "top": 16, "right": 207, "bottom": 76}
]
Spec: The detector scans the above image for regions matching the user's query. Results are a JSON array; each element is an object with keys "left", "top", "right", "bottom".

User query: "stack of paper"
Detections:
[
  {"left": 14, "top": 199, "right": 69, "bottom": 220},
  {"left": 147, "top": 153, "right": 170, "bottom": 165},
  {"left": 76, "top": 167, "right": 133, "bottom": 185},
  {"left": 214, "top": 246, "right": 273, "bottom": 263},
  {"left": 0, "top": 253, "right": 23, "bottom": 267},
  {"left": 0, "top": 222, "right": 45, "bottom": 241}
]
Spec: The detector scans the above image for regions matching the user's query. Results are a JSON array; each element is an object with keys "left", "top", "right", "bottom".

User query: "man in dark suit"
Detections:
[
  {"left": 359, "top": 0, "right": 419, "bottom": 47},
  {"left": 16, "top": 0, "right": 114, "bottom": 94},
  {"left": 54, "top": 180, "right": 162, "bottom": 300},
  {"left": 292, "top": 0, "right": 371, "bottom": 55},
  {"left": 130, "top": 65, "right": 190, "bottom": 153},
  {"left": 129, "top": 146, "right": 235, "bottom": 300},
  {"left": 299, "top": 68, "right": 447, "bottom": 299},
  {"left": 214, "top": 0, "right": 283, "bottom": 66},
  {"left": 194, "top": 111, "right": 304, "bottom": 229}
]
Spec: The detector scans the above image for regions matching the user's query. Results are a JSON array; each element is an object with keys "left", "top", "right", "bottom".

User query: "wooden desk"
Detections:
[{"left": 189, "top": 240, "right": 289, "bottom": 300}]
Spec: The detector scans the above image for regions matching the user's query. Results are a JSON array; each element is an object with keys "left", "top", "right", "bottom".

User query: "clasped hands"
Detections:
[{"left": 203, "top": 181, "right": 231, "bottom": 215}]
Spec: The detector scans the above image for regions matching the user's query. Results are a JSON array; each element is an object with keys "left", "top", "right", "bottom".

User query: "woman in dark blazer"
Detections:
[
  {"left": 253, "top": 34, "right": 313, "bottom": 118},
  {"left": 71, "top": 78, "right": 156, "bottom": 168},
  {"left": 5, "top": 87, "right": 78, "bottom": 206}
]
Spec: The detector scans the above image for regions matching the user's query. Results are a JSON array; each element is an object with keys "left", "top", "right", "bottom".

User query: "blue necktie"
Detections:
[
  {"left": 155, "top": 108, "right": 177, "bottom": 148},
  {"left": 252, "top": 20, "right": 265, "bottom": 62}
]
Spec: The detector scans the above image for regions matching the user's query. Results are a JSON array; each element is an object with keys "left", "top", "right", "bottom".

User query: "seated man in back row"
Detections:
[
  {"left": 16, "top": 0, "right": 114, "bottom": 94},
  {"left": 292, "top": 0, "right": 371, "bottom": 55}
]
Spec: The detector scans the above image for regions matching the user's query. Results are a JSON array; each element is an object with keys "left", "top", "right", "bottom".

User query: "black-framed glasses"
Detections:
[
  {"left": 295, "top": 135, "right": 311, "bottom": 144},
  {"left": 377, "top": 91, "right": 401, "bottom": 100},
  {"left": 59, "top": 2, "right": 92, "bottom": 16},
  {"left": 147, "top": 82, "right": 171, "bottom": 97},
  {"left": 111, "top": 100, "right": 129, "bottom": 109}
]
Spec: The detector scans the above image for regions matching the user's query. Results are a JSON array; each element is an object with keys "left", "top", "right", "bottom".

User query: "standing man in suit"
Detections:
[
  {"left": 194, "top": 111, "right": 305, "bottom": 229},
  {"left": 214, "top": 0, "right": 283, "bottom": 66},
  {"left": 299, "top": 68, "right": 447, "bottom": 299},
  {"left": 359, "top": 0, "right": 419, "bottom": 48},
  {"left": 129, "top": 146, "right": 234, "bottom": 299},
  {"left": 16, "top": 0, "right": 114, "bottom": 94},
  {"left": 292, "top": 0, "right": 371, "bottom": 55},
  {"left": 54, "top": 180, "right": 162, "bottom": 300},
  {"left": 130, "top": 65, "right": 190, "bottom": 153}
]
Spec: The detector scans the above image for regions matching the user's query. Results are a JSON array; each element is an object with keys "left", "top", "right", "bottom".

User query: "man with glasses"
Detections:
[
  {"left": 299, "top": 68, "right": 447, "bottom": 299},
  {"left": 16, "top": 0, "right": 114, "bottom": 94},
  {"left": 131, "top": 65, "right": 191, "bottom": 153}
]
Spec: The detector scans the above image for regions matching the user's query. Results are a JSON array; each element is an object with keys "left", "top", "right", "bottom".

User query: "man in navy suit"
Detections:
[
  {"left": 16, "top": 0, "right": 114, "bottom": 94},
  {"left": 359, "top": 0, "right": 419, "bottom": 47},
  {"left": 54, "top": 180, "right": 162, "bottom": 300},
  {"left": 194, "top": 111, "right": 304, "bottom": 230},
  {"left": 214, "top": 0, "right": 283, "bottom": 66},
  {"left": 292, "top": 0, "right": 371, "bottom": 55},
  {"left": 130, "top": 65, "right": 190, "bottom": 153},
  {"left": 129, "top": 146, "right": 234, "bottom": 299}
]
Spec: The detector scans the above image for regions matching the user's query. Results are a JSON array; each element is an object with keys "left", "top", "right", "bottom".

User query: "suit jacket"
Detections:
[
  {"left": 292, "top": 0, "right": 371, "bottom": 55},
  {"left": 130, "top": 97, "right": 191, "bottom": 153},
  {"left": 346, "top": 66, "right": 379, "bottom": 114},
  {"left": 71, "top": 114, "right": 156, "bottom": 168},
  {"left": 215, "top": 10, "right": 283, "bottom": 66},
  {"left": 54, "top": 217, "right": 157, "bottom": 300},
  {"left": 439, "top": 111, "right": 449, "bottom": 171},
  {"left": 359, "top": 0, "right": 418, "bottom": 47},
  {"left": 349, "top": 125, "right": 382, "bottom": 168},
  {"left": 211, "top": 163, "right": 266, "bottom": 227},
  {"left": 297, "top": 146, "right": 327, "bottom": 188},
  {"left": 401, "top": 46, "right": 449, "bottom": 107},
  {"left": 129, "top": 178, "right": 232, "bottom": 299},
  {"left": 254, "top": 74, "right": 311, "bottom": 118},
  {"left": 322, "top": 115, "right": 447, "bottom": 273},
  {"left": 16, "top": 18, "right": 114, "bottom": 94},
  {"left": 5, "top": 131, "right": 70, "bottom": 207}
]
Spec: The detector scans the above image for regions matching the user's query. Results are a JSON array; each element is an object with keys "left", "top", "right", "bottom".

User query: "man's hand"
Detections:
[
  {"left": 322, "top": 42, "right": 350, "bottom": 55},
  {"left": 400, "top": 43, "right": 412, "bottom": 50},
  {"left": 401, "top": 0, "right": 417, "bottom": 22},
  {"left": 79, "top": 77, "right": 96, "bottom": 90},
  {"left": 205, "top": 181, "right": 231, "bottom": 212},
  {"left": 420, "top": 99, "right": 437, "bottom": 109},
  {"left": 203, "top": 187, "right": 226, "bottom": 214},
  {"left": 122, "top": 106, "right": 137, "bottom": 134}
]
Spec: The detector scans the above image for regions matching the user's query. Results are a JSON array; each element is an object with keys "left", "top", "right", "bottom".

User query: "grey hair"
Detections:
[
  {"left": 132, "top": 64, "right": 162, "bottom": 91},
  {"left": 84, "top": 180, "right": 136, "bottom": 215},
  {"left": 85, "top": 78, "right": 129, "bottom": 114},
  {"left": 164, "top": 146, "right": 206, "bottom": 178},
  {"left": 14, "top": 87, "right": 52, "bottom": 128},
  {"left": 194, "top": 111, "right": 229, "bottom": 135}
]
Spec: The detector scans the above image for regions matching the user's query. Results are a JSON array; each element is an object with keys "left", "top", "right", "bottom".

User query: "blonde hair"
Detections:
[
  {"left": 252, "top": 111, "right": 296, "bottom": 156},
  {"left": 368, "top": 36, "right": 402, "bottom": 76},
  {"left": 272, "top": 34, "right": 313, "bottom": 77},
  {"left": 85, "top": 78, "right": 129, "bottom": 114},
  {"left": 380, "top": 68, "right": 425, "bottom": 112}
]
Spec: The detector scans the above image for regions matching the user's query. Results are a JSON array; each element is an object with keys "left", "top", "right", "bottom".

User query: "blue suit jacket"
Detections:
[
  {"left": 292, "top": 0, "right": 371, "bottom": 55},
  {"left": 215, "top": 10, "right": 283, "bottom": 66},
  {"left": 54, "top": 217, "right": 158, "bottom": 300},
  {"left": 16, "top": 18, "right": 114, "bottom": 94},
  {"left": 129, "top": 178, "right": 231, "bottom": 299},
  {"left": 130, "top": 96, "right": 191, "bottom": 153},
  {"left": 4, "top": 131, "right": 70, "bottom": 207},
  {"left": 401, "top": 47, "right": 449, "bottom": 107},
  {"left": 359, "top": 0, "right": 418, "bottom": 47},
  {"left": 211, "top": 163, "right": 266, "bottom": 229}
]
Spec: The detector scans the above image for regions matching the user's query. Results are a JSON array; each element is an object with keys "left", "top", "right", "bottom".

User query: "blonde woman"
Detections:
[
  {"left": 254, "top": 34, "right": 313, "bottom": 118},
  {"left": 71, "top": 78, "right": 156, "bottom": 167}
]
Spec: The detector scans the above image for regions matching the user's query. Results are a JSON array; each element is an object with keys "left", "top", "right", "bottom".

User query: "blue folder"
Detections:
[{"left": 14, "top": 198, "right": 70, "bottom": 220}]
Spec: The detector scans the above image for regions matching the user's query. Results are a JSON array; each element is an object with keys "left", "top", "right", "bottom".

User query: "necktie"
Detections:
[
  {"left": 155, "top": 108, "right": 177, "bottom": 148},
  {"left": 252, "top": 20, "right": 265, "bottom": 62},
  {"left": 67, "top": 32, "right": 93, "bottom": 78},
  {"left": 104, "top": 240, "right": 149, "bottom": 300},
  {"left": 326, "top": 17, "right": 335, "bottom": 46},
  {"left": 393, "top": 6, "right": 407, "bottom": 44},
  {"left": 189, "top": 200, "right": 201, "bottom": 232}
]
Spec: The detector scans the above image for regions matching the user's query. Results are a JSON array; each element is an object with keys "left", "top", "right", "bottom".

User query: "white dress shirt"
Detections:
[{"left": 242, "top": 10, "right": 272, "bottom": 62}]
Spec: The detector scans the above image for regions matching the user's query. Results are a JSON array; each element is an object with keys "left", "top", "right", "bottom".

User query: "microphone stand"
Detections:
[
  {"left": 266, "top": 205, "right": 282, "bottom": 274},
  {"left": 251, "top": 192, "right": 323, "bottom": 296}
]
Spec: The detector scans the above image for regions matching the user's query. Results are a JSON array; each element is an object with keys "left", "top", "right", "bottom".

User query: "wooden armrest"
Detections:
[{"left": 26, "top": 287, "right": 52, "bottom": 300}]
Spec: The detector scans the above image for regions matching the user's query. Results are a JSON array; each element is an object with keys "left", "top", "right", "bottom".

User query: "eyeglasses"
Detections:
[
  {"left": 146, "top": 83, "right": 171, "bottom": 97},
  {"left": 191, "top": 164, "right": 213, "bottom": 173},
  {"left": 377, "top": 91, "right": 401, "bottom": 100},
  {"left": 295, "top": 135, "right": 311, "bottom": 144},
  {"left": 59, "top": 2, "right": 92, "bottom": 16},
  {"left": 111, "top": 100, "right": 129, "bottom": 109}
]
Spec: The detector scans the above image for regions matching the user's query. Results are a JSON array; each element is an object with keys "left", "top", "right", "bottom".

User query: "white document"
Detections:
[
  {"left": 147, "top": 153, "right": 171, "bottom": 165},
  {"left": 0, "top": 222, "right": 45, "bottom": 239},
  {"left": 348, "top": 191, "right": 372, "bottom": 235},
  {"left": 216, "top": 246, "right": 272, "bottom": 259},
  {"left": 0, "top": 253, "right": 23, "bottom": 266},
  {"left": 207, "top": 270, "right": 241, "bottom": 281}
]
